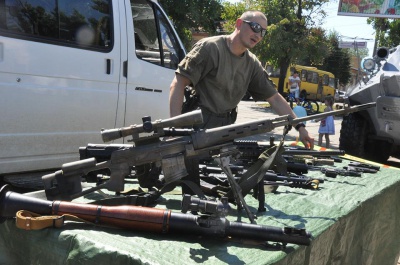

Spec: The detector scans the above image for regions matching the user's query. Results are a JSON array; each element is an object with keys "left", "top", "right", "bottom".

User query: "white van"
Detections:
[{"left": 0, "top": 0, "right": 185, "bottom": 176}]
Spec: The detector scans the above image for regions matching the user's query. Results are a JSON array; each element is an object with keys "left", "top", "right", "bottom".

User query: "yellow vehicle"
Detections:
[{"left": 265, "top": 64, "right": 336, "bottom": 101}]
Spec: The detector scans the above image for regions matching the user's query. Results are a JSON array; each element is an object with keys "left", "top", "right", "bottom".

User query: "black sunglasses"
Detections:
[{"left": 242, "top": 20, "right": 267, "bottom": 37}]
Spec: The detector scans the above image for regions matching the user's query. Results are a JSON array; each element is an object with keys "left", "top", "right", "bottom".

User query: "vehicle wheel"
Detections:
[
  {"left": 302, "top": 100, "right": 318, "bottom": 115},
  {"left": 340, "top": 113, "right": 367, "bottom": 158},
  {"left": 339, "top": 113, "right": 391, "bottom": 162}
]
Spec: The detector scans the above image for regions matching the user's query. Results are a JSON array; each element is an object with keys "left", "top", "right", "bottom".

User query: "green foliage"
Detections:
[
  {"left": 386, "top": 20, "right": 400, "bottom": 47},
  {"left": 370, "top": 18, "right": 400, "bottom": 48},
  {"left": 321, "top": 32, "right": 351, "bottom": 86},
  {"left": 160, "top": 0, "right": 224, "bottom": 50},
  {"left": 297, "top": 27, "right": 330, "bottom": 66},
  {"left": 221, "top": 2, "right": 247, "bottom": 33}
]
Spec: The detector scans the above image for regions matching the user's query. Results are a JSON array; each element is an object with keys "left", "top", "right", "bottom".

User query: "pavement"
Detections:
[
  {"left": 236, "top": 100, "right": 400, "bottom": 265},
  {"left": 235, "top": 100, "right": 343, "bottom": 149}
]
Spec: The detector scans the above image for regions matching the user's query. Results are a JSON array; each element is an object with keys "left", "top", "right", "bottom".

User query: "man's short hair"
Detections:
[{"left": 240, "top": 11, "right": 267, "bottom": 24}]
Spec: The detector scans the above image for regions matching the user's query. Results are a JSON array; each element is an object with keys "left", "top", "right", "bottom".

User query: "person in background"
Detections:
[
  {"left": 168, "top": 10, "right": 314, "bottom": 191},
  {"left": 288, "top": 71, "right": 301, "bottom": 104},
  {"left": 318, "top": 95, "right": 335, "bottom": 148}
]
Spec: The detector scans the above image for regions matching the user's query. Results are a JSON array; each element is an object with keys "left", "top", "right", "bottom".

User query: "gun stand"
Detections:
[{"left": 214, "top": 151, "right": 256, "bottom": 224}]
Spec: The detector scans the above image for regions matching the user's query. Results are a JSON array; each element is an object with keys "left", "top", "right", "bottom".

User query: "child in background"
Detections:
[{"left": 318, "top": 96, "right": 335, "bottom": 148}]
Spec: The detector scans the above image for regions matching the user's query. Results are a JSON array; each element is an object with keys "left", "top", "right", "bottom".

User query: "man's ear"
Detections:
[{"left": 235, "top": 19, "right": 243, "bottom": 29}]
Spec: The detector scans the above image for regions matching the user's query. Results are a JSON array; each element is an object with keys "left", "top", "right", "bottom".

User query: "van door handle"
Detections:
[
  {"left": 123, "top": 61, "right": 128, "bottom": 78},
  {"left": 106, "top": 59, "right": 111, "bottom": 74}
]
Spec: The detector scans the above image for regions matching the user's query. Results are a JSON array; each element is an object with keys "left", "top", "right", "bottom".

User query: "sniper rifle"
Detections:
[{"left": 43, "top": 103, "right": 376, "bottom": 207}]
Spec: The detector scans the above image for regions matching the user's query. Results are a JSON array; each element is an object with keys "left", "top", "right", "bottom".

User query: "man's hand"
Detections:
[{"left": 298, "top": 126, "right": 314, "bottom": 149}]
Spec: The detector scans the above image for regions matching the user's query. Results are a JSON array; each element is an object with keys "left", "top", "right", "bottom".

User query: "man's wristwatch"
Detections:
[{"left": 295, "top": 122, "right": 306, "bottom": 131}]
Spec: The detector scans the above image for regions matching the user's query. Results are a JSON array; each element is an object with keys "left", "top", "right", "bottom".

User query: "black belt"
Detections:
[{"left": 200, "top": 107, "right": 232, "bottom": 118}]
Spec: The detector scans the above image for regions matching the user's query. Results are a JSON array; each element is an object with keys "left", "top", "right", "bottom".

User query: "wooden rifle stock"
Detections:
[{"left": 0, "top": 185, "right": 311, "bottom": 246}]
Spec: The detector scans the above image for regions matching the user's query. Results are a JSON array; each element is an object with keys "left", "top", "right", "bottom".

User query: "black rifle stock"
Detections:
[
  {"left": 0, "top": 185, "right": 311, "bottom": 246},
  {"left": 44, "top": 103, "right": 376, "bottom": 198}
]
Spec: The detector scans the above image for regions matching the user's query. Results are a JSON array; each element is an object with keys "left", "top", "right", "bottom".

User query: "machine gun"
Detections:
[
  {"left": 42, "top": 103, "right": 376, "bottom": 209},
  {"left": 0, "top": 185, "right": 312, "bottom": 247}
]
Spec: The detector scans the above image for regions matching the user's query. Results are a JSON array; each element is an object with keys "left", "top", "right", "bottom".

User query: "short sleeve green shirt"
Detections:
[{"left": 176, "top": 35, "right": 276, "bottom": 114}]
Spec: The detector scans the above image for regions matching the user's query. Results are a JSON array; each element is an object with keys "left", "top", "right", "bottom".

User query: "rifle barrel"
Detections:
[
  {"left": 192, "top": 103, "right": 376, "bottom": 150},
  {"left": 291, "top": 102, "right": 376, "bottom": 125}
]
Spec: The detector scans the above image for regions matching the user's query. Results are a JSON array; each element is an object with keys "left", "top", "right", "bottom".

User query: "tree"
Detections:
[
  {"left": 297, "top": 27, "right": 330, "bottom": 66},
  {"left": 368, "top": 17, "right": 400, "bottom": 52},
  {"left": 321, "top": 32, "right": 351, "bottom": 87},
  {"left": 159, "top": 0, "right": 224, "bottom": 50},
  {"left": 220, "top": 1, "right": 247, "bottom": 33},
  {"left": 385, "top": 19, "right": 400, "bottom": 48}
]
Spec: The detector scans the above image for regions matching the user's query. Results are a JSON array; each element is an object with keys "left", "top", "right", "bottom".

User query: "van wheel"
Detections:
[{"left": 339, "top": 113, "right": 390, "bottom": 162}]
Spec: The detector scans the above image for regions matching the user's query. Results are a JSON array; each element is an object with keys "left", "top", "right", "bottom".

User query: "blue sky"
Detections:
[{"left": 224, "top": 0, "right": 375, "bottom": 56}]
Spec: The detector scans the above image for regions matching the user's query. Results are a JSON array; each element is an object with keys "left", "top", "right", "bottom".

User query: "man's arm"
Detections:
[
  {"left": 267, "top": 92, "right": 314, "bottom": 149},
  {"left": 169, "top": 73, "right": 192, "bottom": 117}
]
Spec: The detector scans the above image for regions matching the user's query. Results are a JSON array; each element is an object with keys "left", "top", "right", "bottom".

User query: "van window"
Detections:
[
  {"left": 0, "top": 0, "right": 112, "bottom": 50},
  {"left": 131, "top": 0, "right": 180, "bottom": 69}
]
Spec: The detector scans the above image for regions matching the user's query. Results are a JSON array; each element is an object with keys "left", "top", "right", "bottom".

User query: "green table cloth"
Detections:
[{"left": 0, "top": 156, "right": 399, "bottom": 265}]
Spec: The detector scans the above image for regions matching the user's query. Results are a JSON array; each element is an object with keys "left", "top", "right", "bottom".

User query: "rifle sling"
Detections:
[
  {"left": 210, "top": 128, "right": 288, "bottom": 200},
  {"left": 16, "top": 210, "right": 92, "bottom": 230},
  {"left": 235, "top": 137, "right": 286, "bottom": 197}
]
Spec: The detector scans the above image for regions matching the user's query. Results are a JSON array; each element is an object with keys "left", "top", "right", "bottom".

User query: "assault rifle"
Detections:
[
  {"left": 0, "top": 185, "right": 312, "bottom": 247},
  {"left": 43, "top": 103, "right": 376, "bottom": 205}
]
